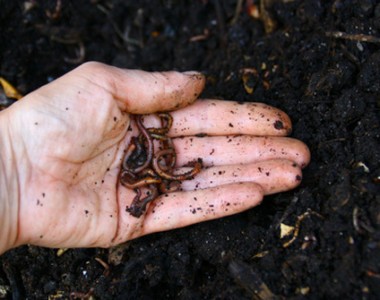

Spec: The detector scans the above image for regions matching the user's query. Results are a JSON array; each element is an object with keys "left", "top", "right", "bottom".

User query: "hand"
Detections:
[{"left": 0, "top": 62, "right": 309, "bottom": 254}]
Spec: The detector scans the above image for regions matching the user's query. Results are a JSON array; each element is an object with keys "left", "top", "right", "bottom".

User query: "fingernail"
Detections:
[
  {"left": 183, "top": 71, "right": 201, "bottom": 76},
  {"left": 183, "top": 71, "right": 204, "bottom": 81}
]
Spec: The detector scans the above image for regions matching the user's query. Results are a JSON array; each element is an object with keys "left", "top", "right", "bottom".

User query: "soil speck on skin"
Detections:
[
  {"left": 1, "top": 1, "right": 379, "bottom": 299},
  {"left": 274, "top": 120, "right": 284, "bottom": 130}
]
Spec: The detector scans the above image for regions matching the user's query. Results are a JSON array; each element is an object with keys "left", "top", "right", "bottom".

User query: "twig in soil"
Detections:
[
  {"left": 64, "top": 41, "right": 86, "bottom": 64},
  {"left": 366, "top": 270, "right": 380, "bottom": 280},
  {"left": 96, "top": 4, "right": 142, "bottom": 48},
  {"left": 338, "top": 43, "right": 360, "bottom": 67},
  {"left": 46, "top": 29, "right": 86, "bottom": 65},
  {"left": 260, "top": 0, "right": 277, "bottom": 34},
  {"left": 189, "top": 29, "right": 210, "bottom": 42},
  {"left": 46, "top": 0, "right": 62, "bottom": 20},
  {"left": 251, "top": 196, "right": 299, "bottom": 258},
  {"left": 352, "top": 206, "right": 375, "bottom": 234},
  {"left": 2, "top": 261, "right": 24, "bottom": 299},
  {"left": 317, "top": 138, "right": 346, "bottom": 149},
  {"left": 276, "top": 196, "right": 299, "bottom": 228},
  {"left": 231, "top": 0, "right": 244, "bottom": 24},
  {"left": 282, "top": 210, "right": 324, "bottom": 248},
  {"left": 94, "top": 257, "right": 110, "bottom": 277},
  {"left": 212, "top": 0, "right": 227, "bottom": 46},
  {"left": 69, "top": 287, "right": 94, "bottom": 300},
  {"left": 228, "top": 260, "right": 278, "bottom": 299},
  {"left": 326, "top": 31, "right": 380, "bottom": 43}
]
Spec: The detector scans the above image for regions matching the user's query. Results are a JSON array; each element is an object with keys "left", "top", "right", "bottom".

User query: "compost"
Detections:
[{"left": 1, "top": 1, "right": 379, "bottom": 299}]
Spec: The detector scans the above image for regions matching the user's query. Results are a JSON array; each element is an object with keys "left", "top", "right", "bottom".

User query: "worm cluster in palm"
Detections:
[{"left": 120, "top": 113, "right": 203, "bottom": 218}]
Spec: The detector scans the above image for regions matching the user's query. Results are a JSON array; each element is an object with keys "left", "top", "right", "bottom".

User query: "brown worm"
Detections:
[
  {"left": 159, "top": 180, "right": 182, "bottom": 193},
  {"left": 147, "top": 112, "right": 173, "bottom": 135},
  {"left": 120, "top": 169, "right": 161, "bottom": 189},
  {"left": 132, "top": 115, "right": 154, "bottom": 173},
  {"left": 153, "top": 149, "right": 202, "bottom": 181},
  {"left": 125, "top": 185, "right": 159, "bottom": 218},
  {"left": 120, "top": 112, "right": 203, "bottom": 218}
]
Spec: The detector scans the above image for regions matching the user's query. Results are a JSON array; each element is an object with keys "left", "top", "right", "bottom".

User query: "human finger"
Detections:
[
  {"left": 169, "top": 100, "right": 292, "bottom": 136},
  {"left": 66, "top": 62, "right": 206, "bottom": 114},
  {"left": 141, "top": 100, "right": 292, "bottom": 136},
  {"left": 179, "top": 159, "right": 303, "bottom": 195},
  {"left": 173, "top": 135, "right": 310, "bottom": 168},
  {"left": 137, "top": 183, "right": 264, "bottom": 237}
]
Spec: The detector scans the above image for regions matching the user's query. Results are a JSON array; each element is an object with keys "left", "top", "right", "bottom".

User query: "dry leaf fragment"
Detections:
[
  {"left": 56, "top": 248, "right": 69, "bottom": 257},
  {"left": 280, "top": 223, "right": 295, "bottom": 238},
  {"left": 0, "top": 77, "right": 23, "bottom": 100},
  {"left": 241, "top": 68, "right": 259, "bottom": 94}
]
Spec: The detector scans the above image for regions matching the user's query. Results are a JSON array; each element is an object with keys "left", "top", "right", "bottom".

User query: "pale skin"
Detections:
[{"left": 0, "top": 62, "right": 310, "bottom": 255}]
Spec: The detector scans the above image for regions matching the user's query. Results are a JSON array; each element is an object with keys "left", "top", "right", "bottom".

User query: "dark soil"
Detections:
[{"left": 1, "top": 1, "right": 380, "bottom": 299}]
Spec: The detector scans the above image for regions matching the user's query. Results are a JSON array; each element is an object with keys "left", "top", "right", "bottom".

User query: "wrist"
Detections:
[{"left": 0, "top": 109, "right": 20, "bottom": 255}]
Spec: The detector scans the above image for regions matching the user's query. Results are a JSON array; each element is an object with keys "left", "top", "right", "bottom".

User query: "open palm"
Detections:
[{"left": 3, "top": 62, "right": 309, "bottom": 251}]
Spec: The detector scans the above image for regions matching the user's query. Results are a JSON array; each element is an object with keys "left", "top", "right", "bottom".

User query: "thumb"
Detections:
[{"left": 77, "top": 62, "right": 206, "bottom": 114}]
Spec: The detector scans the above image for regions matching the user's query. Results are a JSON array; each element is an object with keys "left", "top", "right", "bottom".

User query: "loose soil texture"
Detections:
[{"left": 1, "top": 1, "right": 380, "bottom": 299}]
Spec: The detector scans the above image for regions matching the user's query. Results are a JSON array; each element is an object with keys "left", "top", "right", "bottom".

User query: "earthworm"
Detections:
[
  {"left": 120, "top": 169, "right": 161, "bottom": 189},
  {"left": 126, "top": 185, "right": 158, "bottom": 218},
  {"left": 159, "top": 180, "right": 182, "bottom": 193},
  {"left": 122, "top": 135, "right": 148, "bottom": 171},
  {"left": 153, "top": 149, "right": 202, "bottom": 181},
  {"left": 151, "top": 135, "right": 176, "bottom": 171},
  {"left": 132, "top": 115, "right": 154, "bottom": 173},
  {"left": 120, "top": 112, "right": 203, "bottom": 218},
  {"left": 147, "top": 112, "right": 173, "bottom": 135},
  {"left": 122, "top": 142, "right": 136, "bottom": 170}
]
